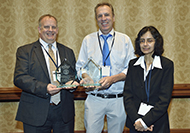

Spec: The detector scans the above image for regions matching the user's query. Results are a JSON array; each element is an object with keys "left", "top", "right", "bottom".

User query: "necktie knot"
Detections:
[
  {"left": 48, "top": 44, "right": 53, "bottom": 50},
  {"left": 101, "top": 34, "right": 111, "bottom": 41},
  {"left": 48, "top": 44, "right": 54, "bottom": 61}
]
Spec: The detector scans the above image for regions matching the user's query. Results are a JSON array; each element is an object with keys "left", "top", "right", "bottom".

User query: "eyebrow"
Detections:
[{"left": 140, "top": 37, "right": 154, "bottom": 39}]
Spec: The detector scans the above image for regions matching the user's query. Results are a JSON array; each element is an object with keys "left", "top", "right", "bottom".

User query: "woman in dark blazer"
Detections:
[{"left": 123, "top": 26, "right": 174, "bottom": 133}]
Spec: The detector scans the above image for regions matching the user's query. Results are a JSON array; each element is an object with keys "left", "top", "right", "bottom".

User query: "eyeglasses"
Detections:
[{"left": 139, "top": 38, "right": 155, "bottom": 44}]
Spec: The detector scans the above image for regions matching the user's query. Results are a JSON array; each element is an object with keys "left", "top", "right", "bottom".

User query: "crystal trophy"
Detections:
[
  {"left": 80, "top": 58, "right": 102, "bottom": 88},
  {"left": 55, "top": 59, "right": 77, "bottom": 88}
]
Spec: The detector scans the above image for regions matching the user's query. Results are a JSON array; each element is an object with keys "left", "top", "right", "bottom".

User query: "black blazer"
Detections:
[
  {"left": 123, "top": 56, "right": 174, "bottom": 133},
  {"left": 14, "top": 40, "right": 76, "bottom": 126}
]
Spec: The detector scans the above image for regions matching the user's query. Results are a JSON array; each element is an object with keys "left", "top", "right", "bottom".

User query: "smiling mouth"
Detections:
[
  {"left": 101, "top": 22, "right": 109, "bottom": 26},
  {"left": 47, "top": 32, "right": 55, "bottom": 37},
  {"left": 142, "top": 47, "right": 151, "bottom": 51}
]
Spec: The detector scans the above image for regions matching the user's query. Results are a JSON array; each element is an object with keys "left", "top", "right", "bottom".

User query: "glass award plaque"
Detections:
[
  {"left": 80, "top": 58, "right": 102, "bottom": 87},
  {"left": 55, "top": 59, "right": 77, "bottom": 88}
]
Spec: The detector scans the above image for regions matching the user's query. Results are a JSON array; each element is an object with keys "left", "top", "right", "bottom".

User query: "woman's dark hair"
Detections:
[{"left": 135, "top": 26, "right": 164, "bottom": 57}]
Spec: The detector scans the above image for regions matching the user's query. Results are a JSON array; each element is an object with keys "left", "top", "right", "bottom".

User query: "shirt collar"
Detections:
[
  {"left": 134, "top": 55, "right": 162, "bottom": 70},
  {"left": 98, "top": 29, "right": 114, "bottom": 37},
  {"left": 39, "top": 38, "right": 57, "bottom": 49}
]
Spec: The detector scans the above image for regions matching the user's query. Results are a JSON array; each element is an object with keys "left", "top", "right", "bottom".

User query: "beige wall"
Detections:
[{"left": 0, "top": 0, "right": 190, "bottom": 132}]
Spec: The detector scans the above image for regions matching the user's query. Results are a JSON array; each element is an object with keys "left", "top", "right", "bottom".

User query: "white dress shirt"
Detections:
[
  {"left": 76, "top": 29, "right": 136, "bottom": 95},
  {"left": 39, "top": 38, "right": 61, "bottom": 80}
]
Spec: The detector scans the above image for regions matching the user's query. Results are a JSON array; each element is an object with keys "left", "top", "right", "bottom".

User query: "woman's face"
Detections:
[{"left": 140, "top": 31, "right": 155, "bottom": 56}]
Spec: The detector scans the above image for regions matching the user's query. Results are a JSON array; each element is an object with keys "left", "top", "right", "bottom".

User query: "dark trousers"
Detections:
[
  {"left": 130, "top": 129, "right": 146, "bottom": 133},
  {"left": 23, "top": 104, "right": 74, "bottom": 133}
]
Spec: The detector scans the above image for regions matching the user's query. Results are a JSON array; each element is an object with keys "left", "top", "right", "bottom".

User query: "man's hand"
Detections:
[
  {"left": 63, "top": 80, "right": 79, "bottom": 89},
  {"left": 98, "top": 73, "right": 126, "bottom": 90},
  {"left": 47, "top": 84, "right": 61, "bottom": 95},
  {"left": 98, "top": 76, "right": 113, "bottom": 89},
  {"left": 80, "top": 73, "right": 96, "bottom": 89},
  {"left": 80, "top": 73, "right": 94, "bottom": 84}
]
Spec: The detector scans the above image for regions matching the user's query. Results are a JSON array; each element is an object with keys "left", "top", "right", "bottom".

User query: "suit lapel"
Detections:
[
  {"left": 135, "top": 64, "right": 144, "bottom": 86},
  {"left": 33, "top": 41, "right": 49, "bottom": 79}
]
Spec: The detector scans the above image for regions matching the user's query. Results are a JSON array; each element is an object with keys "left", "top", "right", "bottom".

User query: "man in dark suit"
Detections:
[{"left": 14, "top": 14, "right": 79, "bottom": 133}]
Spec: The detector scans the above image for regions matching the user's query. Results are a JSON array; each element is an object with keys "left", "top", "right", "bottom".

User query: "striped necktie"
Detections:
[{"left": 48, "top": 44, "right": 60, "bottom": 105}]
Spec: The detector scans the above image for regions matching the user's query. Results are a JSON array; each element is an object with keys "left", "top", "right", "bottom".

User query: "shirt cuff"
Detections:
[
  {"left": 122, "top": 68, "right": 128, "bottom": 75},
  {"left": 135, "top": 118, "right": 148, "bottom": 129}
]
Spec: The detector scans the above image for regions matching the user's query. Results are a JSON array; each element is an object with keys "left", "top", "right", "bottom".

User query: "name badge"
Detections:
[
  {"left": 102, "top": 66, "right": 110, "bottom": 77},
  {"left": 138, "top": 102, "right": 154, "bottom": 116}
]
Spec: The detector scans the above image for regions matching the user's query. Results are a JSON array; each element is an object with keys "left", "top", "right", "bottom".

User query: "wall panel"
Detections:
[{"left": 0, "top": 0, "right": 190, "bottom": 132}]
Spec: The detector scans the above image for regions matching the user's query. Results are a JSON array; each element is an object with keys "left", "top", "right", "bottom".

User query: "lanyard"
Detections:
[
  {"left": 97, "top": 32, "right": 115, "bottom": 66},
  {"left": 41, "top": 44, "right": 58, "bottom": 68},
  {"left": 144, "top": 61, "right": 153, "bottom": 103}
]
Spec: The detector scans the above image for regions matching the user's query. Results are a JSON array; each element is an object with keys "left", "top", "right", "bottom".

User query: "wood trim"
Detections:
[
  {"left": 0, "top": 87, "right": 22, "bottom": 101},
  {"left": 170, "top": 129, "right": 190, "bottom": 133},
  {"left": 102, "top": 129, "right": 190, "bottom": 133},
  {"left": 9, "top": 129, "right": 190, "bottom": 133},
  {"left": 104, "top": 129, "right": 190, "bottom": 133},
  {"left": 172, "top": 84, "right": 190, "bottom": 97},
  {"left": 0, "top": 84, "right": 190, "bottom": 101}
]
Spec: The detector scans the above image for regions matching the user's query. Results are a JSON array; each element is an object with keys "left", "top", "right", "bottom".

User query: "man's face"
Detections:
[
  {"left": 96, "top": 5, "right": 115, "bottom": 35},
  {"left": 38, "top": 16, "right": 58, "bottom": 44}
]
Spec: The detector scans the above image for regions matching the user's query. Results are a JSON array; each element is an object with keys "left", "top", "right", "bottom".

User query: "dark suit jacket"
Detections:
[
  {"left": 123, "top": 56, "right": 174, "bottom": 133},
  {"left": 14, "top": 40, "right": 76, "bottom": 126}
]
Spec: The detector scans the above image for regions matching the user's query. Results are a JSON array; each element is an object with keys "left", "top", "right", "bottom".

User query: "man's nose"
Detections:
[
  {"left": 101, "top": 15, "right": 106, "bottom": 20},
  {"left": 49, "top": 26, "right": 53, "bottom": 31}
]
